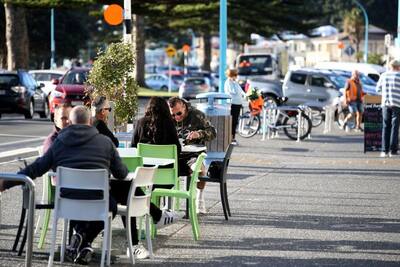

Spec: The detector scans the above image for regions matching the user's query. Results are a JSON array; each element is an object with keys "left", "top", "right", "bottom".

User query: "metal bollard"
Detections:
[{"left": 0, "top": 173, "right": 35, "bottom": 267}]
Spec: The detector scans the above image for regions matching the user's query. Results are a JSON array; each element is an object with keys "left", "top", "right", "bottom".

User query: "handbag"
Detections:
[{"left": 207, "top": 161, "right": 223, "bottom": 178}]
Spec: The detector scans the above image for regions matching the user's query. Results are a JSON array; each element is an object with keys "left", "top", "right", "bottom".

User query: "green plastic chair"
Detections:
[
  {"left": 122, "top": 156, "right": 143, "bottom": 172},
  {"left": 151, "top": 153, "right": 206, "bottom": 241},
  {"left": 137, "top": 143, "right": 179, "bottom": 187}
]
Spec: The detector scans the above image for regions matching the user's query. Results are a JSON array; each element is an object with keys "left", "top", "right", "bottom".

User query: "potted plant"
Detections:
[{"left": 87, "top": 42, "right": 139, "bottom": 131}]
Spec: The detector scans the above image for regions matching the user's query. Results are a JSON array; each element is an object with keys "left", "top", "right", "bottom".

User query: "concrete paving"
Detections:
[{"left": 0, "top": 124, "right": 399, "bottom": 266}]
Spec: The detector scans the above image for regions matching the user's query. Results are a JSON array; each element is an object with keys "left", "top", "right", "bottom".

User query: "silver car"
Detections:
[
  {"left": 179, "top": 77, "right": 213, "bottom": 100},
  {"left": 282, "top": 68, "right": 344, "bottom": 107},
  {"left": 145, "top": 74, "right": 180, "bottom": 91}
]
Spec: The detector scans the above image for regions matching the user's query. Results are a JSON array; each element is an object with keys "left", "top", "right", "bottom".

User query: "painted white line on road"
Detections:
[
  {"left": 0, "top": 155, "right": 38, "bottom": 166},
  {"left": 0, "top": 147, "right": 39, "bottom": 159},
  {"left": 0, "top": 133, "right": 44, "bottom": 138},
  {"left": 0, "top": 137, "right": 45, "bottom": 147}
]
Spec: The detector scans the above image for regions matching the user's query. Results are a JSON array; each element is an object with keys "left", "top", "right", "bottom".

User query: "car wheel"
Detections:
[
  {"left": 24, "top": 99, "right": 34, "bottom": 119},
  {"left": 161, "top": 85, "right": 168, "bottom": 91},
  {"left": 39, "top": 100, "right": 49, "bottom": 118}
]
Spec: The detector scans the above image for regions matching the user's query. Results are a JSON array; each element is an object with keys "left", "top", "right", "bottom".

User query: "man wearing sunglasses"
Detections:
[
  {"left": 168, "top": 97, "right": 216, "bottom": 213},
  {"left": 92, "top": 96, "right": 119, "bottom": 147}
]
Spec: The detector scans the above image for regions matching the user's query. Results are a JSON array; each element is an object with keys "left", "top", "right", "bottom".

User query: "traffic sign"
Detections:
[
  {"left": 104, "top": 4, "right": 123, "bottom": 26},
  {"left": 165, "top": 45, "right": 176, "bottom": 58},
  {"left": 182, "top": 44, "right": 191, "bottom": 53},
  {"left": 344, "top": 45, "right": 355, "bottom": 56}
]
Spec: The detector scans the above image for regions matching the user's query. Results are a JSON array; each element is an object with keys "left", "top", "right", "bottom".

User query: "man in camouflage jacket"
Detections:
[
  {"left": 168, "top": 97, "right": 216, "bottom": 213},
  {"left": 168, "top": 97, "right": 216, "bottom": 145}
]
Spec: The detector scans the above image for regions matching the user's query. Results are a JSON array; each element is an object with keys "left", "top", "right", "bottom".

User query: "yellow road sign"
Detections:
[{"left": 165, "top": 46, "right": 176, "bottom": 58}]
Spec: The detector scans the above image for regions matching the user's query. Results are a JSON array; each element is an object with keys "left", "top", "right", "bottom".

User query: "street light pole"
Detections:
[
  {"left": 50, "top": 8, "right": 55, "bottom": 69},
  {"left": 219, "top": 0, "right": 227, "bottom": 92},
  {"left": 353, "top": 0, "right": 369, "bottom": 63},
  {"left": 123, "top": 0, "right": 132, "bottom": 43}
]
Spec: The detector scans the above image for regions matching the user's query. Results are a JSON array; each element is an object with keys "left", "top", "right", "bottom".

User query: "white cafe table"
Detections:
[{"left": 117, "top": 147, "right": 175, "bottom": 167}]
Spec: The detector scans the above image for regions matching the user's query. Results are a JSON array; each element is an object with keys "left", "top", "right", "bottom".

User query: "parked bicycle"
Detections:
[{"left": 238, "top": 96, "right": 312, "bottom": 140}]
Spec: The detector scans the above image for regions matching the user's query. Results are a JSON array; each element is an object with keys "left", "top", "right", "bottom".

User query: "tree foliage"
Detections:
[
  {"left": 343, "top": 8, "right": 364, "bottom": 62},
  {"left": 87, "top": 42, "right": 139, "bottom": 125}
]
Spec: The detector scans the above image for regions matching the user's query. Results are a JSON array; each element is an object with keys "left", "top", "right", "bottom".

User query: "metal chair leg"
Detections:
[
  {"left": 219, "top": 182, "right": 229, "bottom": 220},
  {"left": 12, "top": 205, "right": 27, "bottom": 251},
  {"left": 223, "top": 182, "right": 231, "bottom": 216}
]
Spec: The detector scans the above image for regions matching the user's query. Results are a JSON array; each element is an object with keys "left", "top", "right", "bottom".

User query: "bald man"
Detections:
[{"left": 1, "top": 105, "right": 128, "bottom": 264}]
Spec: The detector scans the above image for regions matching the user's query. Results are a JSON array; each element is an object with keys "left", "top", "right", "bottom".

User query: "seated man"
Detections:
[
  {"left": 43, "top": 102, "right": 72, "bottom": 152},
  {"left": 0, "top": 106, "right": 128, "bottom": 264},
  {"left": 168, "top": 97, "right": 216, "bottom": 213},
  {"left": 91, "top": 96, "right": 119, "bottom": 147}
]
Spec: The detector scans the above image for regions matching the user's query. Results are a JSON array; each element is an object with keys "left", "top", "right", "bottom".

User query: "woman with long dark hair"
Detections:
[
  {"left": 132, "top": 96, "right": 181, "bottom": 150},
  {"left": 111, "top": 97, "right": 182, "bottom": 260}
]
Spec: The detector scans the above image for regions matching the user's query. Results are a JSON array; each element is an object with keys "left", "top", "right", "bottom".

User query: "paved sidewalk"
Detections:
[{"left": 0, "top": 125, "right": 399, "bottom": 266}]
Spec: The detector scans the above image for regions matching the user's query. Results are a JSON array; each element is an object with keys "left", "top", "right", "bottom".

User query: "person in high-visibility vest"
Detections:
[{"left": 340, "top": 70, "right": 365, "bottom": 132}]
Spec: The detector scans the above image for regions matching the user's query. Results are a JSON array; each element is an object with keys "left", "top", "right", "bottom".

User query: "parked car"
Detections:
[
  {"left": 49, "top": 67, "right": 91, "bottom": 120},
  {"left": 186, "top": 71, "right": 219, "bottom": 91},
  {"left": 329, "top": 69, "right": 379, "bottom": 96},
  {"left": 29, "top": 69, "right": 65, "bottom": 97},
  {"left": 282, "top": 68, "right": 344, "bottom": 108},
  {"left": 0, "top": 70, "right": 48, "bottom": 119},
  {"left": 145, "top": 74, "right": 180, "bottom": 91},
  {"left": 179, "top": 77, "right": 214, "bottom": 99},
  {"left": 314, "top": 61, "right": 386, "bottom": 82},
  {"left": 244, "top": 78, "right": 283, "bottom": 104}
]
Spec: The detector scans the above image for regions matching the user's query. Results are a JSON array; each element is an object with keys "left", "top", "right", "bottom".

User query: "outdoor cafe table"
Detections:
[{"left": 117, "top": 148, "right": 175, "bottom": 167}]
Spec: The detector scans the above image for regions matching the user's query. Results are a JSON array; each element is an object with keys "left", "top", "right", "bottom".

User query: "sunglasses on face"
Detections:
[
  {"left": 103, "top": 107, "right": 112, "bottom": 112},
  {"left": 172, "top": 111, "right": 183, "bottom": 117}
]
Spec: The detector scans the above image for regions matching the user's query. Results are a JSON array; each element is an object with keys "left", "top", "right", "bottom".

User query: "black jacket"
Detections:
[
  {"left": 93, "top": 119, "right": 119, "bottom": 147},
  {"left": 19, "top": 124, "right": 128, "bottom": 180}
]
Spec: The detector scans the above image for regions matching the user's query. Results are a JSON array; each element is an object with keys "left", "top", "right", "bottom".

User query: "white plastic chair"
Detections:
[
  {"left": 48, "top": 167, "right": 112, "bottom": 267},
  {"left": 117, "top": 166, "right": 157, "bottom": 265}
]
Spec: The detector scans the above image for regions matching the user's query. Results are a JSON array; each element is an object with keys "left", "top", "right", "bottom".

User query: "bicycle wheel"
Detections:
[
  {"left": 335, "top": 108, "right": 348, "bottom": 127},
  {"left": 310, "top": 109, "right": 324, "bottom": 128},
  {"left": 282, "top": 113, "right": 312, "bottom": 140},
  {"left": 238, "top": 112, "right": 260, "bottom": 138}
]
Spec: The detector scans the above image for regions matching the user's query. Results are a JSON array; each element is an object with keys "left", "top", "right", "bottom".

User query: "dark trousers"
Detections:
[
  {"left": 110, "top": 180, "right": 162, "bottom": 245},
  {"left": 382, "top": 106, "right": 400, "bottom": 153},
  {"left": 70, "top": 196, "right": 117, "bottom": 247},
  {"left": 231, "top": 104, "right": 242, "bottom": 139}
]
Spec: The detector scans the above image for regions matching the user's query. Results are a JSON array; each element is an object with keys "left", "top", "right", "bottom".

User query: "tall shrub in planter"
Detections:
[{"left": 87, "top": 42, "right": 139, "bottom": 127}]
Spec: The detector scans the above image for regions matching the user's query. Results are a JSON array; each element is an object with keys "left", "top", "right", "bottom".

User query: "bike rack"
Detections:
[
  {"left": 261, "top": 105, "right": 308, "bottom": 142},
  {"left": 0, "top": 173, "right": 35, "bottom": 267}
]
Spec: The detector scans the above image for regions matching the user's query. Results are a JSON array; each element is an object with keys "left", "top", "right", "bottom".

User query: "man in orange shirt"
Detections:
[{"left": 340, "top": 70, "right": 365, "bottom": 132}]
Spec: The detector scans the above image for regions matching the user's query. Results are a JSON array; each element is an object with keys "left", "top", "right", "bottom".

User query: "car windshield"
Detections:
[
  {"left": 0, "top": 74, "right": 19, "bottom": 86},
  {"left": 328, "top": 75, "right": 347, "bottom": 88},
  {"left": 186, "top": 78, "right": 206, "bottom": 86},
  {"left": 337, "top": 72, "right": 376, "bottom": 86},
  {"left": 237, "top": 55, "right": 272, "bottom": 75},
  {"left": 62, "top": 71, "right": 88, "bottom": 85}
]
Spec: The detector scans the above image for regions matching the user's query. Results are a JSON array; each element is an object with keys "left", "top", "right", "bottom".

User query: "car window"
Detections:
[
  {"left": 0, "top": 74, "right": 19, "bottom": 86},
  {"left": 186, "top": 79, "right": 205, "bottom": 86},
  {"left": 21, "top": 72, "right": 35, "bottom": 88},
  {"left": 50, "top": 73, "right": 63, "bottom": 80},
  {"left": 31, "top": 73, "right": 50, "bottom": 81},
  {"left": 62, "top": 70, "right": 88, "bottom": 85},
  {"left": 290, "top": 73, "right": 307, "bottom": 84},
  {"left": 310, "top": 75, "right": 329, "bottom": 87}
]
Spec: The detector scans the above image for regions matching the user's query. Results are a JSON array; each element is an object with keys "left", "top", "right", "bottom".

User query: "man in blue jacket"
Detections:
[{"left": 0, "top": 105, "right": 128, "bottom": 264}]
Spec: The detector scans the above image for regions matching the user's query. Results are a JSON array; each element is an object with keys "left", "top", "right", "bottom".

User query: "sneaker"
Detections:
[
  {"left": 156, "top": 209, "right": 182, "bottom": 229},
  {"left": 339, "top": 121, "right": 347, "bottom": 130},
  {"left": 197, "top": 199, "right": 207, "bottom": 214},
  {"left": 65, "top": 233, "right": 83, "bottom": 262},
  {"left": 130, "top": 244, "right": 150, "bottom": 260},
  {"left": 380, "top": 152, "right": 388, "bottom": 158},
  {"left": 231, "top": 139, "right": 238, "bottom": 146},
  {"left": 75, "top": 246, "right": 93, "bottom": 265}
]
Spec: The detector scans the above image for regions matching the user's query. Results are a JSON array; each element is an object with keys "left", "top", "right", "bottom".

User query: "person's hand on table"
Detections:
[{"left": 125, "top": 172, "right": 136, "bottom": 180}]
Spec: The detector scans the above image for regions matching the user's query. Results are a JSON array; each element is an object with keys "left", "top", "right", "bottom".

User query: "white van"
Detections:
[{"left": 314, "top": 61, "right": 386, "bottom": 82}]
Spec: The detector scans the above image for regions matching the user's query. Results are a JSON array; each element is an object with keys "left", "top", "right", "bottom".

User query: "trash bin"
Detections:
[{"left": 196, "top": 92, "right": 232, "bottom": 152}]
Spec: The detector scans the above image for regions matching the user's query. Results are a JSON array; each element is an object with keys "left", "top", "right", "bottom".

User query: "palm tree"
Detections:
[{"left": 343, "top": 8, "right": 364, "bottom": 62}]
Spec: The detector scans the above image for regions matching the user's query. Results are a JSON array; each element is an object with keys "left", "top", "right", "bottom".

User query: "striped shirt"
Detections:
[{"left": 376, "top": 71, "right": 400, "bottom": 107}]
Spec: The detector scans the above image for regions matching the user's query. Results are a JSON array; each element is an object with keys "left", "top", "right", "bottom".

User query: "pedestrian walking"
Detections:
[{"left": 376, "top": 59, "right": 400, "bottom": 157}]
